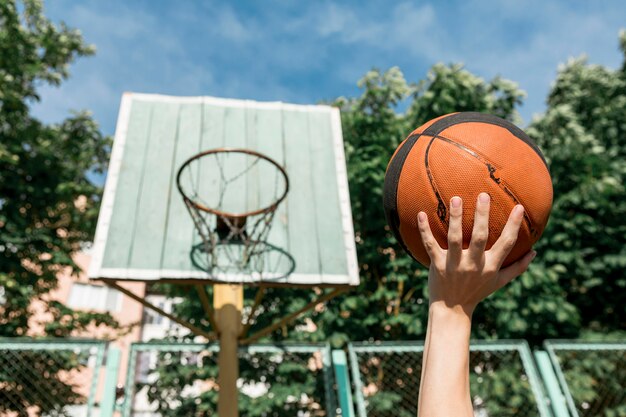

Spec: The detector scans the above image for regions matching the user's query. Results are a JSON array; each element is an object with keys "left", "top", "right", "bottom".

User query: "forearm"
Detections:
[
  {"left": 415, "top": 198, "right": 531, "bottom": 416},
  {"left": 418, "top": 302, "right": 473, "bottom": 417}
]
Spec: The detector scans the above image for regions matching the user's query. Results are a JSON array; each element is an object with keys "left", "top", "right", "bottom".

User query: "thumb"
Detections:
[{"left": 494, "top": 250, "right": 536, "bottom": 291}]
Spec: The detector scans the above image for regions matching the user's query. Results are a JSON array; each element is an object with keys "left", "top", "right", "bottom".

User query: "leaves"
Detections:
[
  {"left": 529, "top": 46, "right": 626, "bottom": 333},
  {"left": 0, "top": 0, "right": 116, "bottom": 414}
]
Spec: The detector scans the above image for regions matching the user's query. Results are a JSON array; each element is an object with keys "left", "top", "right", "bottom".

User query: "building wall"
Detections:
[
  {"left": 25, "top": 250, "right": 206, "bottom": 415},
  {"left": 28, "top": 250, "right": 146, "bottom": 408}
]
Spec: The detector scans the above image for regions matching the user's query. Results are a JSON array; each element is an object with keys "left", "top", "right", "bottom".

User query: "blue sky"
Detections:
[{"left": 33, "top": 0, "right": 626, "bottom": 137}]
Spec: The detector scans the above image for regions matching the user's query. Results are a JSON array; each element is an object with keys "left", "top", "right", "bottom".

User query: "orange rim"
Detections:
[{"left": 176, "top": 148, "right": 289, "bottom": 218}]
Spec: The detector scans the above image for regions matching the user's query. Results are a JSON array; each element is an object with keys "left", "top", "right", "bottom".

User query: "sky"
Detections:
[{"left": 32, "top": 0, "right": 626, "bottom": 137}]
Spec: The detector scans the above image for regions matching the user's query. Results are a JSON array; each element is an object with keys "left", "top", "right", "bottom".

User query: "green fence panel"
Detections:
[
  {"left": 122, "top": 341, "right": 336, "bottom": 417},
  {"left": 5, "top": 337, "right": 622, "bottom": 417},
  {"left": 0, "top": 338, "right": 106, "bottom": 417},
  {"left": 544, "top": 340, "right": 626, "bottom": 417},
  {"left": 348, "top": 340, "right": 552, "bottom": 417}
]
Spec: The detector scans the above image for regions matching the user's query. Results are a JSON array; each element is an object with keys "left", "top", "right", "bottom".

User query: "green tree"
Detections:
[
  {"left": 407, "top": 62, "right": 525, "bottom": 125},
  {"left": 329, "top": 64, "right": 579, "bottom": 347},
  {"left": 0, "top": 0, "right": 117, "bottom": 414},
  {"left": 528, "top": 33, "right": 626, "bottom": 333},
  {"left": 523, "top": 32, "right": 626, "bottom": 417}
]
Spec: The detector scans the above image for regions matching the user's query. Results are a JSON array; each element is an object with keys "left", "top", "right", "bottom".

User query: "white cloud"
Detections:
[
  {"left": 213, "top": 7, "right": 253, "bottom": 42},
  {"left": 29, "top": 0, "right": 626, "bottom": 133},
  {"left": 315, "top": 3, "right": 354, "bottom": 37},
  {"left": 31, "top": 1, "right": 215, "bottom": 131},
  {"left": 295, "top": 0, "right": 624, "bottom": 122}
]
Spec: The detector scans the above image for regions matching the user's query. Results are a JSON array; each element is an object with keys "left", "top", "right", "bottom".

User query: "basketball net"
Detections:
[{"left": 176, "top": 148, "right": 293, "bottom": 283}]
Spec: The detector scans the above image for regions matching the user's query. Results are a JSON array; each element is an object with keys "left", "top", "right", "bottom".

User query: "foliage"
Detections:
[
  {"left": 0, "top": 0, "right": 116, "bottom": 414},
  {"left": 407, "top": 63, "right": 525, "bottom": 125},
  {"left": 554, "top": 347, "right": 626, "bottom": 417},
  {"left": 332, "top": 64, "right": 580, "bottom": 347},
  {"left": 351, "top": 347, "right": 542, "bottom": 417},
  {"left": 138, "top": 347, "right": 330, "bottom": 417},
  {"left": 521, "top": 35, "right": 626, "bottom": 416},
  {"left": 0, "top": 347, "right": 95, "bottom": 417},
  {"left": 527, "top": 34, "right": 626, "bottom": 332},
  {"left": 469, "top": 352, "right": 538, "bottom": 417}
]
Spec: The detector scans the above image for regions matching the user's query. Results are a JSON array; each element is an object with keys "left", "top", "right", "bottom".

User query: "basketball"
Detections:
[{"left": 383, "top": 112, "right": 553, "bottom": 267}]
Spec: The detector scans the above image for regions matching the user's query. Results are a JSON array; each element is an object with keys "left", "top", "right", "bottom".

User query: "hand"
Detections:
[{"left": 417, "top": 192, "right": 536, "bottom": 316}]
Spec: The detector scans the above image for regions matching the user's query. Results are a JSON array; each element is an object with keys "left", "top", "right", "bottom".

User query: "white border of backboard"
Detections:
[
  {"left": 89, "top": 93, "right": 360, "bottom": 286},
  {"left": 330, "top": 108, "right": 360, "bottom": 286},
  {"left": 89, "top": 92, "right": 133, "bottom": 279}
]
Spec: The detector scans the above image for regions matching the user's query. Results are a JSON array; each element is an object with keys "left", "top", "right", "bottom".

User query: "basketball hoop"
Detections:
[
  {"left": 176, "top": 148, "right": 292, "bottom": 284},
  {"left": 90, "top": 95, "right": 359, "bottom": 417}
]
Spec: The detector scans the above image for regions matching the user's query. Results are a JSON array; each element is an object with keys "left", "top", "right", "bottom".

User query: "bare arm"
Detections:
[{"left": 417, "top": 193, "right": 536, "bottom": 417}]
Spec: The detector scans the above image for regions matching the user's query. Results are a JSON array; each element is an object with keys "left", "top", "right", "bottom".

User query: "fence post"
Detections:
[
  {"left": 101, "top": 347, "right": 121, "bottom": 417},
  {"left": 332, "top": 350, "right": 355, "bottom": 417},
  {"left": 534, "top": 351, "right": 570, "bottom": 417}
]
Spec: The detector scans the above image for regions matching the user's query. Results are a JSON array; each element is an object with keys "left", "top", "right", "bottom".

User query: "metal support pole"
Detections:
[
  {"left": 101, "top": 347, "right": 121, "bottom": 417},
  {"left": 241, "top": 288, "right": 346, "bottom": 345},
  {"left": 214, "top": 284, "right": 243, "bottom": 417},
  {"left": 534, "top": 351, "right": 571, "bottom": 417},
  {"left": 105, "top": 281, "right": 217, "bottom": 341},
  {"left": 332, "top": 350, "right": 356, "bottom": 417}
]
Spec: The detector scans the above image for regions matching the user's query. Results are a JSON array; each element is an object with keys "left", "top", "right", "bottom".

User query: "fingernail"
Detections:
[
  {"left": 451, "top": 196, "right": 461, "bottom": 208},
  {"left": 479, "top": 193, "right": 490, "bottom": 204},
  {"left": 515, "top": 205, "right": 525, "bottom": 215},
  {"left": 418, "top": 212, "right": 427, "bottom": 223},
  {"left": 530, "top": 250, "right": 537, "bottom": 260}
]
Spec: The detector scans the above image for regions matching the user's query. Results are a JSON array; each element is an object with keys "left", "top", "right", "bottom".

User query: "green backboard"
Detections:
[{"left": 89, "top": 93, "right": 359, "bottom": 287}]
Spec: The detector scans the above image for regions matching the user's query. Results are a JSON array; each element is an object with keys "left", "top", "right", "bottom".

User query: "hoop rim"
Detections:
[{"left": 176, "top": 147, "right": 290, "bottom": 218}]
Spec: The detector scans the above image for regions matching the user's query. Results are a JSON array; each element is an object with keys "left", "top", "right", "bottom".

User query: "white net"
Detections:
[{"left": 176, "top": 149, "right": 292, "bottom": 284}]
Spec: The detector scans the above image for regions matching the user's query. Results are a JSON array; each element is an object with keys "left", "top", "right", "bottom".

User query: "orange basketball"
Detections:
[{"left": 383, "top": 112, "right": 553, "bottom": 267}]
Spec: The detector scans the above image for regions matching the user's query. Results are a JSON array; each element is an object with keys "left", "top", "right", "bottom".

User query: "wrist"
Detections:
[
  {"left": 426, "top": 301, "right": 472, "bottom": 356},
  {"left": 429, "top": 301, "right": 474, "bottom": 323}
]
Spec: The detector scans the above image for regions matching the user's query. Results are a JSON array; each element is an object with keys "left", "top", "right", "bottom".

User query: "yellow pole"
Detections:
[{"left": 214, "top": 284, "right": 243, "bottom": 417}]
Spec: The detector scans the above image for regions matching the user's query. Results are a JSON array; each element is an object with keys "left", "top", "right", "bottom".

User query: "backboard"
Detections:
[{"left": 89, "top": 93, "right": 359, "bottom": 287}]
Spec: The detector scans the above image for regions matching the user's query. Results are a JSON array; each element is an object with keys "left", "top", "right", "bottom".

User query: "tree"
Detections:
[
  {"left": 524, "top": 33, "right": 626, "bottom": 417},
  {"left": 328, "top": 64, "right": 579, "bottom": 347},
  {"left": 528, "top": 33, "right": 626, "bottom": 333},
  {"left": 0, "top": 0, "right": 116, "bottom": 414}
]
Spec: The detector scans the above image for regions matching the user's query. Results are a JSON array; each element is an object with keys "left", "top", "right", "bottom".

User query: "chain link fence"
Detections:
[
  {"left": 123, "top": 342, "right": 336, "bottom": 417},
  {"left": 348, "top": 340, "right": 550, "bottom": 417},
  {"left": 0, "top": 339, "right": 105, "bottom": 417},
  {"left": 3, "top": 338, "right": 624, "bottom": 417},
  {"left": 544, "top": 341, "right": 626, "bottom": 417}
]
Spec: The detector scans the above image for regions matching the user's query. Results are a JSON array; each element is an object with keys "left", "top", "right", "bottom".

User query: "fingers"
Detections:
[
  {"left": 494, "top": 250, "right": 536, "bottom": 291},
  {"left": 447, "top": 196, "right": 463, "bottom": 266},
  {"left": 418, "top": 212, "right": 443, "bottom": 263},
  {"left": 489, "top": 204, "right": 525, "bottom": 268},
  {"left": 468, "top": 193, "right": 490, "bottom": 261}
]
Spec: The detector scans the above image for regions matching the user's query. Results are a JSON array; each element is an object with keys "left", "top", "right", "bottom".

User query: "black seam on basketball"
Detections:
[
  {"left": 383, "top": 113, "right": 457, "bottom": 260},
  {"left": 433, "top": 134, "right": 504, "bottom": 170},
  {"left": 382, "top": 112, "right": 544, "bottom": 262},
  {"left": 434, "top": 134, "right": 537, "bottom": 237},
  {"left": 383, "top": 134, "right": 421, "bottom": 259},
  {"left": 422, "top": 112, "right": 549, "bottom": 170},
  {"left": 424, "top": 136, "right": 448, "bottom": 225}
]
